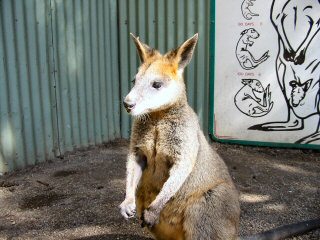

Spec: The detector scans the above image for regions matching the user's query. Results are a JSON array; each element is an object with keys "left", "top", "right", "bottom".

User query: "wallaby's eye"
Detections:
[
  {"left": 152, "top": 81, "right": 163, "bottom": 89},
  {"left": 289, "top": 80, "right": 297, "bottom": 88},
  {"left": 131, "top": 78, "right": 136, "bottom": 85}
]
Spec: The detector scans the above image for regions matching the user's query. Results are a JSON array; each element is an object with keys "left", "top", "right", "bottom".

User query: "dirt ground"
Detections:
[{"left": 0, "top": 139, "right": 319, "bottom": 240}]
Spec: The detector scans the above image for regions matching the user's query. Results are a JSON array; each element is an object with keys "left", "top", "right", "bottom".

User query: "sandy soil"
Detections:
[{"left": 0, "top": 139, "right": 319, "bottom": 240}]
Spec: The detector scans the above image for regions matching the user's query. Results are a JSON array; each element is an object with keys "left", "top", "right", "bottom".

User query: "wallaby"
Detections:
[
  {"left": 241, "top": 0, "right": 259, "bottom": 20},
  {"left": 236, "top": 28, "right": 269, "bottom": 70},
  {"left": 120, "top": 33, "right": 240, "bottom": 239},
  {"left": 119, "top": 34, "right": 320, "bottom": 240},
  {"left": 234, "top": 79, "right": 273, "bottom": 117}
]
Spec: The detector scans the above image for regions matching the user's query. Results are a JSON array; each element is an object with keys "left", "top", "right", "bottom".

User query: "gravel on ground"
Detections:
[{"left": 0, "top": 139, "right": 319, "bottom": 240}]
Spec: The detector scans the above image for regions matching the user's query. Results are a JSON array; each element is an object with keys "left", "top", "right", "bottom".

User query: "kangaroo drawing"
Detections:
[
  {"left": 119, "top": 34, "right": 320, "bottom": 239},
  {"left": 250, "top": 0, "right": 320, "bottom": 144},
  {"left": 234, "top": 79, "right": 273, "bottom": 117},
  {"left": 241, "top": 0, "right": 259, "bottom": 20},
  {"left": 236, "top": 28, "right": 270, "bottom": 70},
  {"left": 270, "top": 0, "right": 320, "bottom": 65}
]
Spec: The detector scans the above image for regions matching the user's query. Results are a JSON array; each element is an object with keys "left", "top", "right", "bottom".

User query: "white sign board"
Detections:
[{"left": 213, "top": 0, "right": 320, "bottom": 148}]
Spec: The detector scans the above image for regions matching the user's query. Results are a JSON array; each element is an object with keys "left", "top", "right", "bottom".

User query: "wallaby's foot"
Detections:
[
  {"left": 296, "top": 132, "right": 320, "bottom": 144},
  {"left": 249, "top": 118, "right": 303, "bottom": 131},
  {"left": 263, "top": 51, "right": 269, "bottom": 58},
  {"left": 256, "top": 51, "right": 269, "bottom": 63},
  {"left": 141, "top": 207, "right": 160, "bottom": 228},
  {"left": 119, "top": 198, "right": 136, "bottom": 219},
  {"left": 268, "top": 102, "right": 274, "bottom": 111},
  {"left": 265, "top": 84, "right": 272, "bottom": 108}
]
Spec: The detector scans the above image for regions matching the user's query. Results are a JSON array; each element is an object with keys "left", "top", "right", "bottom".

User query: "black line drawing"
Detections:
[
  {"left": 241, "top": 0, "right": 259, "bottom": 20},
  {"left": 249, "top": 0, "right": 320, "bottom": 144},
  {"left": 289, "top": 68, "right": 313, "bottom": 108},
  {"left": 270, "top": 0, "right": 320, "bottom": 65},
  {"left": 236, "top": 28, "right": 270, "bottom": 70},
  {"left": 234, "top": 79, "right": 274, "bottom": 117}
]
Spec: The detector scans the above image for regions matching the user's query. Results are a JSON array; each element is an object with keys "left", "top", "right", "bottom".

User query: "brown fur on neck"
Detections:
[{"left": 148, "top": 99, "right": 188, "bottom": 120}]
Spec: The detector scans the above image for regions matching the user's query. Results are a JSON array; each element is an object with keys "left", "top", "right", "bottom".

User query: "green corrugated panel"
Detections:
[
  {"left": 0, "top": 0, "right": 55, "bottom": 172},
  {"left": 0, "top": 0, "right": 121, "bottom": 172},
  {"left": 0, "top": 0, "right": 209, "bottom": 172},
  {"left": 118, "top": 0, "right": 131, "bottom": 138},
  {"left": 50, "top": 0, "right": 121, "bottom": 152},
  {"left": 118, "top": 0, "right": 211, "bottom": 138}
]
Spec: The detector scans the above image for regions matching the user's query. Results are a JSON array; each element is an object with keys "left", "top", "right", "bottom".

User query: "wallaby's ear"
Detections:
[
  {"left": 303, "top": 79, "right": 312, "bottom": 92},
  {"left": 166, "top": 33, "right": 199, "bottom": 70},
  {"left": 130, "top": 33, "right": 154, "bottom": 63}
]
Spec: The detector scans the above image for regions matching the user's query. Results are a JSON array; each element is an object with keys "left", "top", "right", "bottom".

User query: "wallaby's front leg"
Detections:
[
  {"left": 142, "top": 138, "right": 199, "bottom": 227},
  {"left": 119, "top": 152, "right": 145, "bottom": 219}
]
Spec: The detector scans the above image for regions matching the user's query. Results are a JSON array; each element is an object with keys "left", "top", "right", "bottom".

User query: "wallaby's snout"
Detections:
[{"left": 123, "top": 98, "right": 136, "bottom": 113}]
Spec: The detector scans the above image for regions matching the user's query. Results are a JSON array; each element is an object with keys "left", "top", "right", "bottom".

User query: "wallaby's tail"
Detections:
[{"left": 241, "top": 218, "right": 320, "bottom": 240}]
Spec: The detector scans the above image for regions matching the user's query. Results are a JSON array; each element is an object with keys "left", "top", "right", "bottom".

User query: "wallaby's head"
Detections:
[
  {"left": 123, "top": 33, "right": 198, "bottom": 116},
  {"left": 289, "top": 78, "right": 312, "bottom": 107},
  {"left": 241, "top": 28, "right": 259, "bottom": 39},
  {"left": 289, "top": 66, "right": 313, "bottom": 107},
  {"left": 242, "top": 79, "right": 264, "bottom": 93}
]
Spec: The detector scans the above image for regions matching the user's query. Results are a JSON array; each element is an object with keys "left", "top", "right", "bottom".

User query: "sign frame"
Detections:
[{"left": 208, "top": 0, "right": 319, "bottom": 150}]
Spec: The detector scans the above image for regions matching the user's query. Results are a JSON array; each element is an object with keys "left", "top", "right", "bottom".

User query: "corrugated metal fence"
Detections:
[
  {"left": 1, "top": 0, "right": 56, "bottom": 172},
  {"left": 0, "top": 0, "right": 210, "bottom": 172},
  {"left": 118, "top": 0, "right": 211, "bottom": 138},
  {"left": 50, "top": 0, "right": 121, "bottom": 153},
  {"left": 0, "top": 0, "right": 121, "bottom": 172}
]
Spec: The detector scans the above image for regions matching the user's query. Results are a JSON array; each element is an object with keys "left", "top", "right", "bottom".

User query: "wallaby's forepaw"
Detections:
[
  {"left": 141, "top": 207, "right": 160, "bottom": 228},
  {"left": 119, "top": 198, "right": 136, "bottom": 219}
]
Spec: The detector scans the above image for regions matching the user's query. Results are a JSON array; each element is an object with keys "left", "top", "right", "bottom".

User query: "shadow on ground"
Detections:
[
  {"left": 0, "top": 139, "right": 319, "bottom": 239},
  {"left": 74, "top": 234, "right": 152, "bottom": 240},
  {"left": 215, "top": 143, "right": 320, "bottom": 239}
]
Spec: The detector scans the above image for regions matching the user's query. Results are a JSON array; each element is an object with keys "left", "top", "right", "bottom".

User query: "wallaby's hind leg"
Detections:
[
  {"left": 183, "top": 184, "right": 240, "bottom": 240},
  {"left": 248, "top": 51, "right": 269, "bottom": 65}
]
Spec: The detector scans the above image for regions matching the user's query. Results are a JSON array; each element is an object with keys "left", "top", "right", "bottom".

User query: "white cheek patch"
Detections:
[
  {"left": 132, "top": 81, "right": 182, "bottom": 116},
  {"left": 150, "top": 81, "right": 181, "bottom": 107}
]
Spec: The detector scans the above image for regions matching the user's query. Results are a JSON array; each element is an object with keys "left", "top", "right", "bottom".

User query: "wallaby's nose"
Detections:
[{"left": 123, "top": 100, "right": 136, "bottom": 112}]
